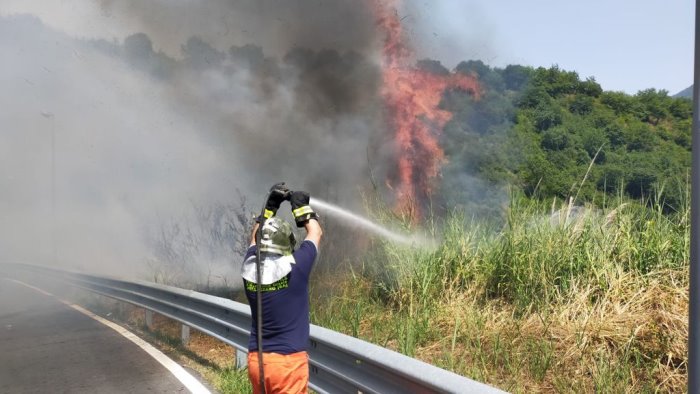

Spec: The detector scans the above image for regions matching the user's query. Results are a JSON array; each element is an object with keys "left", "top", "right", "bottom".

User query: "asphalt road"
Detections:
[{"left": 0, "top": 278, "right": 196, "bottom": 394}]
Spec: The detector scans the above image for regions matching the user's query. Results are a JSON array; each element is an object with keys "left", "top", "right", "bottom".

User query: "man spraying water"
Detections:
[{"left": 240, "top": 183, "right": 322, "bottom": 394}]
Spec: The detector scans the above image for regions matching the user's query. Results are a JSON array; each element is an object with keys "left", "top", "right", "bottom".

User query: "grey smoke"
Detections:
[
  {"left": 0, "top": 2, "right": 386, "bottom": 283},
  {"left": 0, "top": 1, "right": 497, "bottom": 285},
  {"left": 95, "top": 0, "right": 378, "bottom": 59}
]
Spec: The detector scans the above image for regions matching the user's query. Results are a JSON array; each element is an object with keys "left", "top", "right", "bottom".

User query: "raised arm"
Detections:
[
  {"left": 248, "top": 222, "right": 260, "bottom": 246},
  {"left": 303, "top": 218, "right": 322, "bottom": 246},
  {"left": 249, "top": 183, "right": 292, "bottom": 246},
  {"left": 291, "top": 191, "right": 322, "bottom": 247}
]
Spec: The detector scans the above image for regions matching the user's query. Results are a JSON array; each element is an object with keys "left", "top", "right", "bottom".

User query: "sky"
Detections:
[
  {"left": 0, "top": 0, "right": 694, "bottom": 280},
  {"left": 1, "top": 0, "right": 694, "bottom": 94},
  {"left": 406, "top": 0, "right": 695, "bottom": 94}
]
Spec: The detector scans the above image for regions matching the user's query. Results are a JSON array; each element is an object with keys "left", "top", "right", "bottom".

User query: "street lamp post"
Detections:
[
  {"left": 40, "top": 111, "right": 56, "bottom": 265},
  {"left": 689, "top": 1, "right": 700, "bottom": 392}
]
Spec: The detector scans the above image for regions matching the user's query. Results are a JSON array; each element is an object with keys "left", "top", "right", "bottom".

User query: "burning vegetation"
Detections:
[{"left": 371, "top": 0, "right": 480, "bottom": 220}]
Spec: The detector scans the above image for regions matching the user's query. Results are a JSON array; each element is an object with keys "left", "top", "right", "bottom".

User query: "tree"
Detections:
[
  {"left": 519, "top": 86, "right": 551, "bottom": 109},
  {"left": 229, "top": 44, "right": 266, "bottom": 69},
  {"left": 669, "top": 97, "right": 692, "bottom": 119},
  {"left": 532, "top": 65, "right": 581, "bottom": 97},
  {"left": 625, "top": 123, "right": 655, "bottom": 152},
  {"left": 541, "top": 127, "right": 570, "bottom": 150},
  {"left": 532, "top": 103, "right": 563, "bottom": 132},
  {"left": 182, "top": 36, "right": 225, "bottom": 69},
  {"left": 431, "top": 57, "right": 691, "bottom": 211},
  {"left": 502, "top": 64, "right": 532, "bottom": 91},
  {"left": 635, "top": 88, "right": 670, "bottom": 125},
  {"left": 417, "top": 59, "right": 449, "bottom": 75},
  {"left": 455, "top": 59, "right": 491, "bottom": 78},
  {"left": 578, "top": 77, "right": 603, "bottom": 97},
  {"left": 600, "top": 91, "right": 638, "bottom": 116},
  {"left": 124, "top": 33, "right": 154, "bottom": 61},
  {"left": 569, "top": 95, "right": 594, "bottom": 115}
]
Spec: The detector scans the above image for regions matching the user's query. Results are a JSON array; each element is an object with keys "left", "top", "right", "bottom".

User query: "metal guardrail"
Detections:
[{"left": 6, "top": 264, "right": 505, "bottom": 394}]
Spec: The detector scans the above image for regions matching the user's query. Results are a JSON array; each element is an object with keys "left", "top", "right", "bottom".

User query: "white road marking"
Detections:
[
  {"left": 6, "top": 279, "right": 55, "bottom": 297},
  {"left": 4, "top": 278, "right": 212, "bottom": 394}
]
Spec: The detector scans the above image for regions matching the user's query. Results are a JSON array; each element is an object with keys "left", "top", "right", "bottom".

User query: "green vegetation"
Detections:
[
  {"left": 437, "top": 61, "right": 691, "bottom": 215},
  {"left": 314, "top": 63, "right": 692, "bottom": 392},
  {"left": 216, "top": 368, "right": 252, "bottom": 394},
  {"left": 310, "top": 193, "right": 688, "bottom": 392},
  {"left": 131, "top": 56, "right": 693, "bottom": 391}
]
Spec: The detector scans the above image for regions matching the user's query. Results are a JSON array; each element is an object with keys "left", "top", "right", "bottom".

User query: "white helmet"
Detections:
[{"left": 259, "top": 217, "right": 296, "bottom": 255}]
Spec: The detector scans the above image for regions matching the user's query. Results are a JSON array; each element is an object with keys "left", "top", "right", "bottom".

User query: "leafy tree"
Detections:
[
  {"left": 532, "top": 65, "right": 582, "bottom": 97},
  {"left": 229, "top": 44, "right": 266, "bottom": 69},
  {"left": 600, "top": 91, "right": 638, "bottom": 116},
  {"left": 625, "top": 123, "right": 655, "bottom": 152},
  {"left": 541, "top": 127, "right": 570, "bottom": 150},
  {"left": 417, "top": 59, "right": 450, "bottom": 75},
  {"left": 569, "top": 95, "right": 594, "bottom": 115},
  {"left": 455, "top": 59, "right": 491, "bottom": 78},
  {"left": 597, "top": 163, "right": 625, "bottom": 194},
  {"left": 502, "top": 64, "right": 532, "bottom": 91},
  {"left": 182, "top": 36, "right": 225, "bottom": 69},
  {"left": 673, "top": 119, "right": 692, "bottom": 148},
  {"left": 579, "top": 127, "right": 607, "bottom": 161},
  {"left": 635, "top": 88, "right": 670, "bottom": 125},
  {"left": 578, "top": 77, "right": 603, "bottom": 97},
  {"left": 532, "top": 103, "right": 563, "bottom": 131},
  {"left": 121, "top": 33, "right": 175, "bottom": 79},
  {"left": 519, "top": 86, "right": 551, "bottom": 109},
  {"left": 124, "top": 33, "right": 153, "bottom": 60},
  {"left": 669, "top": 97, "right": 692, "bottom": 119}
]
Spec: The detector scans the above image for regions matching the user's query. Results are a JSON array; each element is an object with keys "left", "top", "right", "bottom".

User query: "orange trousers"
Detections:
[{"left": 247, "top": 351, "right": 309, "bottom": 394}]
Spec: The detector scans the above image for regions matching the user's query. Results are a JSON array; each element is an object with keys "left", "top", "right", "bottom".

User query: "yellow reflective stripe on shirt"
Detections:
[
  {"left": 263, "top": 209, "right": 274, "bottom": 219},
  {"left": 244, "top": 276, "right": 289, "bottom": 292}
]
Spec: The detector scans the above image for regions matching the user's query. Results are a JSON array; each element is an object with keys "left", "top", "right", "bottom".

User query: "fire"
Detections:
[{"left": 371, "top": 0, "right": 480, "bottom": 220}]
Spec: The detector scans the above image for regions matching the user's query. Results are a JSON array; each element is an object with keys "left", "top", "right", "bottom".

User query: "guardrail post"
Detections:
[
  {"left": 235, "top": 348, "right": 247, "bottom": 370},
  {"left": 145, "top": 310, "right": 154, "bottom": 330},
  {"left": 117, "top": 301, "right": 125, "bottom": 319},
  {"left": 181, "top": 324, "right": 190, "bottom": 346}
]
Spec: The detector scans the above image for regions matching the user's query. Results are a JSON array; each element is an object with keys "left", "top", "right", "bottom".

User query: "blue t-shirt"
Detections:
[{"left": 243, "top": 240, "right": 317, "bottom": 354}]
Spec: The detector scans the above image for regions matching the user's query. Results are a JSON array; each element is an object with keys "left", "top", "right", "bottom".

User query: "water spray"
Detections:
[{"left": 309, "top": 197, "right": 435, "bottom": 248}]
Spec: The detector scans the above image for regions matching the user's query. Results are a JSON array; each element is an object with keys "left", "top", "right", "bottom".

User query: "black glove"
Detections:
[
  {"left": 257, "top": 182, "right": 291, "bottom": 223},
  {"left": 290, "top": 191, "right": 319, "bottom": 227}
]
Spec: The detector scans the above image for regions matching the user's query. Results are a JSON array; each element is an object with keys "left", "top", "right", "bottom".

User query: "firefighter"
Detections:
[{"left": 240, "top": 183, "right": 322, "bottom": 394}]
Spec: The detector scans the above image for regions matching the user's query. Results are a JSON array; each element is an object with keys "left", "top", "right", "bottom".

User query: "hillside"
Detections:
[
  {"left": 675, "top": 85, "right": 693, "bottom": 98},
  {"left": 309, "top": 63, "right": 691, "bottom": 394},
  {"left": 433, "top": 61, "right": 692, "bottom": 215}
]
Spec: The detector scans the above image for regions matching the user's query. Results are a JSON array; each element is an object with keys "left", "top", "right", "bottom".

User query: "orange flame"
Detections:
[{"left": 372, "top": 0, "right": 480, "bottom": 220}]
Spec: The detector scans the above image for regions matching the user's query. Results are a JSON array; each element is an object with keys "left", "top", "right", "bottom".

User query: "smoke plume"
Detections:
[
  {"left": 0, "top": 0, "right": 491, "bottom": 284},
  {"left": 0, "top": 1, "right": 388, "bottom": 282}
]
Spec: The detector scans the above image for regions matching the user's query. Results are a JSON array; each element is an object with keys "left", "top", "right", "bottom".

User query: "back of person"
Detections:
[
  {"left": 243, "top": 239, "right": 317, "bottom": 354},
  {"left": 240, "top": 184, "right": 322, "bottom": 394}
]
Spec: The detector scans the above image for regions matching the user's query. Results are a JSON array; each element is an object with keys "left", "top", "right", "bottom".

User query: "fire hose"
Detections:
[{"left": 254, "top": 188, "right": 271, "bottom": 394}]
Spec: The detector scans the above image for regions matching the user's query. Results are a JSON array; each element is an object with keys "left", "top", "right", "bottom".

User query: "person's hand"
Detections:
[
  {"left": 257, "top": 182, "right": 291, "bottom": 222},
  {"left": 290, "top": 190, "right": 319, "bottom": 227}
]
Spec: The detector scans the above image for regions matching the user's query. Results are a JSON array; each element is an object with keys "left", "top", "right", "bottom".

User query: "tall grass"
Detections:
[
  {"left": 310, "top": 192, "right": 689, "bottom": 392},
  {"left": 374, "top": 192, "right": 688, "bottom": 312}
]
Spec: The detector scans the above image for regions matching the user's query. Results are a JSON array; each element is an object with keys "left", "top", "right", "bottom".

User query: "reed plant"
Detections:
[{"left": 310, "top": 191, "right": 689, "bottom": 392}]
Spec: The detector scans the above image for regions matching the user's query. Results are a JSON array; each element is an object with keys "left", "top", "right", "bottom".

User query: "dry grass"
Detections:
[
  {"left": 310, "top": 195, "right": 690, "bottom": 393},
  {"left": 310, "top": 267, "right": 688, "bottom": 393}
]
